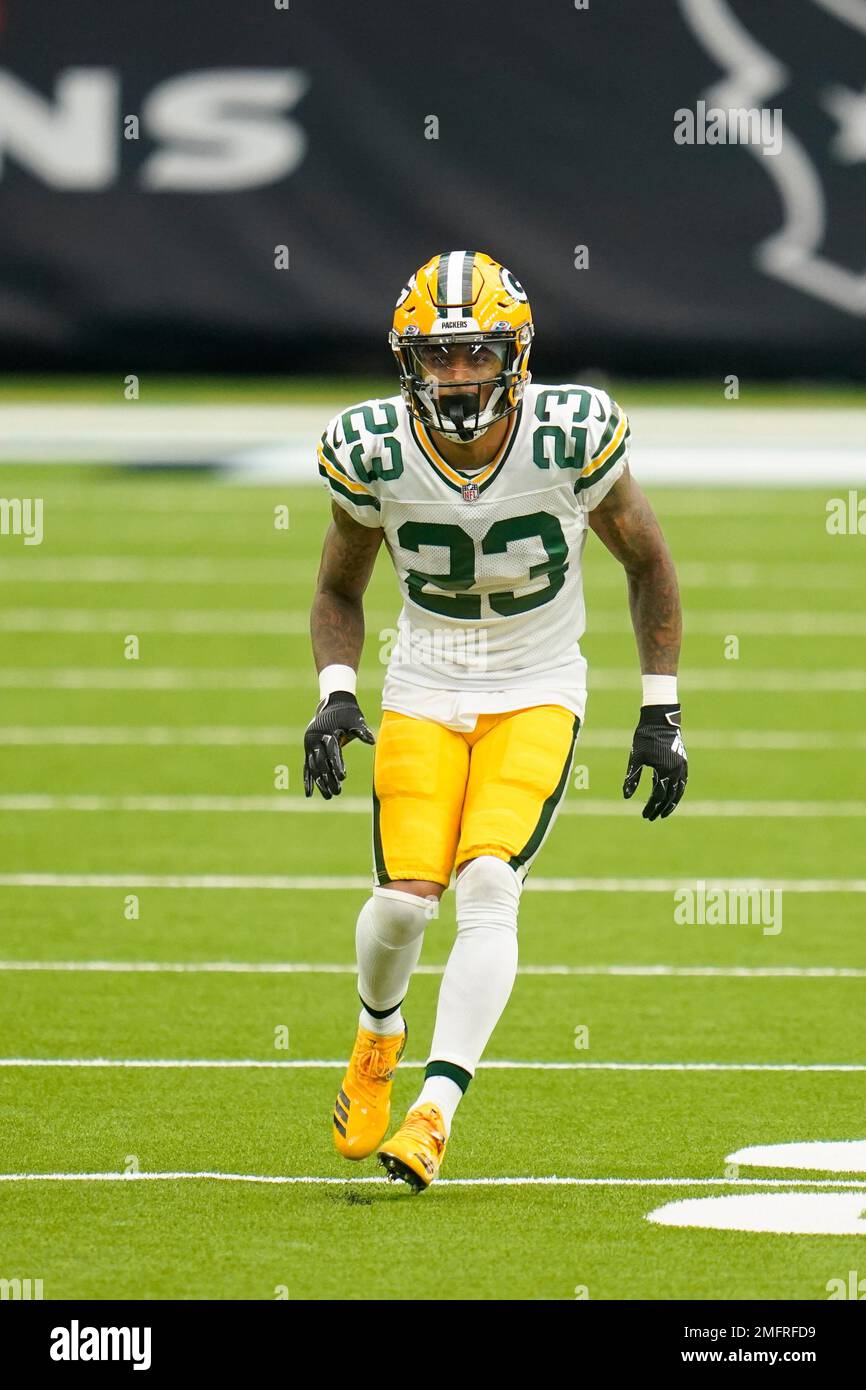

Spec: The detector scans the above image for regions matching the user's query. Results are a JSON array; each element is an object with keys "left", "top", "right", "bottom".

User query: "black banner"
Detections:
[{"left": 0, "top": 0, "right": 863, "bottom": 375}]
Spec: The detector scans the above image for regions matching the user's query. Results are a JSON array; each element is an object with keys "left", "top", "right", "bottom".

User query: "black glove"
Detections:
[
  {"left": 303, "top": 690, "right": 375, "bottom": 799},
  {"left": 623, "top": 704, "right": 688, "bottom": 821}
]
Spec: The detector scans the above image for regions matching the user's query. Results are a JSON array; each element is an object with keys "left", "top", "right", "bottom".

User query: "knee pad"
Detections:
[
  {"left": 365, "top": 885, "right": 432, "bottom": 948},
  {"left": 455, "top": 855, "right": 521, "bottom": 935}
]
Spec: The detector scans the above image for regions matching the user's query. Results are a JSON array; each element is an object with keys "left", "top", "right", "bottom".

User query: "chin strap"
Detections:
[
  {"left": 442, "top": 392, "right": 477, "bottom": 441},
  {"left": 410, "top": 376, "right": 512, "bottom": 443},
  {"left": 440, "top": 380, "right": 510, "bottom": 441}
]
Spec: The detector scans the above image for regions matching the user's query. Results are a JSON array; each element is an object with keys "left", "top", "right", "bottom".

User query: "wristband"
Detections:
[
  {"left": 318, "top": 663, "right": 357, "bottom": 701},
  {"left": 642, "top": 673, "right": 678, "bottom": 706}
]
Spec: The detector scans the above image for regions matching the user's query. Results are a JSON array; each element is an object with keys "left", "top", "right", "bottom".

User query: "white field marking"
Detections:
[
  {"left": 4, "top": 607, "right": 866, "bottom": 638},
  {"left": 2, "top": 668, "right": 866, "bottom": 692},
  {"left": 1, "top": 1058, "right": 864, "bottom": 1072},
  {"left": 1, "top": 793, "right": 865, "bottom": 819},
  {"left": 672, "top": 563, "right": 866, "bottom": 591},
  {"left": 0, "top": 610, "right": 288, "bottom": 635},
  {"left": 645, "top": 494, "right": 859, "bottom": 515},
  {"left": 0, "top": 669, "right": 294, "bottom": 691},
  {"left": 602, "top": 670, "right": 866, "bottom": 693},
  {"left": 0, "top": 394, "right": 787, "bottom": 434},
  {"left": 19, "top": 481, "right": 833, "bottom": 510},
  {"left": 544, "top": 798, "right": 865, "bottom": 819},
  {"left": 0, "top": 557, "right": 861, "bottom": 590},
  {"left": 0, "top": 492, "right": 289, "bottom": 513},
  {"left": 1, "top": 961, "right": 864, "bottom": 979},
  {"left": 2, "top": 874, "right": 866, "bottom": 893},
  {"left": 0, "top": 402, "right": 327, "bottom": 461},
  {"left": 647, "top": 1193, "right": 866, "bottom": 1235},
  {"left": 0, "top": 725, "right": 863, "bottom": 752},
  {"left": 613, "top": 448, "right": 866, "bottom": 487},
  {"left": 2, "top": 403, "right": 863, "bottom": 475},
  {"left": 595, "top": 613, "right": 866, "bottom": 638},
  {"left": 0, "top": 558, "right": 295, "bottom": 584},
  {"left": 0, "top": 609, "right": 391, "bottom": 636},
  {"left": 0, "top": 726, "right": 294, "bottom": 746},
  {"left": 1, "top": 1172, "right": 865, "bottom": 1189},
  {"left": 4, "top": 484, "right": 840, "bottom": 511},
  {"left": 727, "top": 1141, "right": 866, "bottom": 1173},
  {"left": 582, "top": 729, "right": 866, "bottom": 752}
]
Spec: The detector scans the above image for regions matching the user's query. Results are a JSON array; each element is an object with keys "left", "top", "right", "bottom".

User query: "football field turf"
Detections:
[{"left": 1, "top": 460, "right": 865, "bottom": 1300}]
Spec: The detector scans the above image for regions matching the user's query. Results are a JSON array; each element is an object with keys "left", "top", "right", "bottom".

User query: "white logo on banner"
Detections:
[
  {"left": 0, "top": 68, "right": 309, "bottom": 190},
  {"left": 678, "top": 0, "right": 866, "bottom": 315}
]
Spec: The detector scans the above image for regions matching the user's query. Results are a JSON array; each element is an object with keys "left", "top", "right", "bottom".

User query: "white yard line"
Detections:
[
  {"left": 2, "top": 961, "right": 863, "bottom": 978},
  {"left": 1, "top": 668, "right": 864, "bottom": 691},
  {"left": 0, "top": 558, "right": 861, "bottom": 589},
  {"left": 0, "top": 726, "right": 294, "bottom": 746},
  {"left": 0, "top": 1058, "right": 863, "bottom": 1072},
  {"left": 690, "top": 613, "right": 866, "bottom": 637},
  {"left": 588, "top": 729, "right": 866, "bottom": 751},
  {"left": 0, "top": 794, "right": 863, "bottom": 817},
  {"left": 0, "top": 403, "right": 325, "bottom": 461},
  {"left": 0, "top": 610, "right": 315, "bottom": 635},
  {"left": 0, "top": 725, "right": 863, "bottom": 751},
  {"left": 0, "top": 668, "right": 295, "bottom": 690},
  {"left": 0, "top": 558, "right": 294, "bottom": 584},
  {"left": 2, "top": 607, "right": 866, "bottom": 636},
  {"left": 1, "top": 402, "right": 863, "bottom": 478},
  {"left": 0, "top": 493, "right": 283, "bottom": 513},
  {"left": 1, "top": 874, "right": 864, "bottom": 892},
  {"left": 0, "top": 1172, "right": 864, "bottom": 1187}
]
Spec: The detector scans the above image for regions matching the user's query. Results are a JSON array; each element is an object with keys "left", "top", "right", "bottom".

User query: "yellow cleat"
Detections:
[
  {"left": 332, "top": 1022, "right": 407, "bottom": 1160},
  {"left": 377, "top": 1102, "right": 448, "bottom": 1192}
]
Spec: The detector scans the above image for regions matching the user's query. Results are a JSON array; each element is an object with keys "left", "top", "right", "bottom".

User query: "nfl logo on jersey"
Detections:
[{"left": 461, "top": 482, "right": 480, "bottom": 502}]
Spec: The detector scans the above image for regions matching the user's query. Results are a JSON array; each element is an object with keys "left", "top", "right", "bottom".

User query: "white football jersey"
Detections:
[{"left": 316, "top": 383, "right": 630, "bottom": 729}]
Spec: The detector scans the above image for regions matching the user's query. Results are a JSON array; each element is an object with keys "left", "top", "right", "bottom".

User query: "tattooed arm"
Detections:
[
  {"left": 587, "top": 464, "right": 681, "bottom": 676},
  {"left": 310, "top": 500, "right": 385, "bottom": 673},
  {"left": 588, "top": 464, "right": 688, "bottom": 820},
  {"left": 303, "top": 502, "right": 384, "bottom": 799}
]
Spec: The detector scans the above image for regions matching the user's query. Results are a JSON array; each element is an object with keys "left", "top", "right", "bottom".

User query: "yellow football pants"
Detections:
[{"left": 372, "top": 705, "right": 580, "bottom": 888}]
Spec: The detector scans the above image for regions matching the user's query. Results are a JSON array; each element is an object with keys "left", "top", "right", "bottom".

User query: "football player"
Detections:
[{"left": 305, "top": 252, "right": 687, "bottom": 1191}]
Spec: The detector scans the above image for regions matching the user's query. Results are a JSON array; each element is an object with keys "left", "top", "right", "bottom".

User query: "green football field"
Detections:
[{"left": 1, "top": 436, "right": 865, "bottom": 1300}]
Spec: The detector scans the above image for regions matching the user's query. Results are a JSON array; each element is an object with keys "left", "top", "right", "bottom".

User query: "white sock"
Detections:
[
  {"left": 411, "top": 1075, "right": 464, "bottom": 1134},
  {"left": 355, "top": 885, "right": 429, "bottom": 1021},
  {"left": 414, "top": 857, "right": 521, "bottom": 1129},
  {"left": 359, "top": 1004, "right": 404, "bottom": 1036}
]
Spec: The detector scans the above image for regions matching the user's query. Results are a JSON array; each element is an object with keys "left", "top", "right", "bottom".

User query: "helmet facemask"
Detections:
[{"left": 390, "top": 329, "right": 533, "bottom": 443}]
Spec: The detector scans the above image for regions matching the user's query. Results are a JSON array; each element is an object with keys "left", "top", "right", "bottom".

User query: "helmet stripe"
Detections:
[
  {"left": 435, "top": 252, "right": 451, "bottom": 314},
  {"left": 446, "top": 249, "right": 467, "bottom": 313},
  {"left": 434, "top": 250, "right": 475, "bottom": 315},
  {"left": 461, "top": 251, "right": 476, "bottom": 308}
]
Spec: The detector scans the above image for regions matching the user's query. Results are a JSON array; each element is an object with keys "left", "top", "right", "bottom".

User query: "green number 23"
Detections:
[{"left": 396, "top": 512, "right": 568, "bottom": 619}]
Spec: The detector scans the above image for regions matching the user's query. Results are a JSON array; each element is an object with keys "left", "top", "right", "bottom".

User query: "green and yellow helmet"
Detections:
[{"left": 389, "top": 250, "right": 535, "bottom": 441}]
